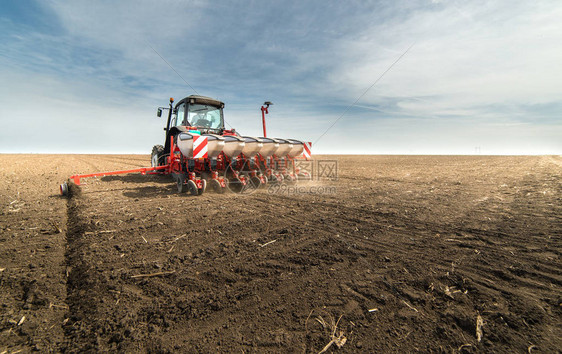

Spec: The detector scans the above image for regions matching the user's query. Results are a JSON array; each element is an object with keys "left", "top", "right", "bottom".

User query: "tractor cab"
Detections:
[
  {"left": 160, "top": 95, "right": 226, "bottom": 155},
  {"left": 170, "top": 95, "right": 225, "bottom": 133}
]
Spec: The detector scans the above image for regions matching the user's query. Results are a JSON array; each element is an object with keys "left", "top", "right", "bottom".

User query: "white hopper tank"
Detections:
[
  {"left": 286, "top": 139, "right": 304, "bottom": 157},
  {"left": 241, "top": 136, "right": 263, "bottom": 157},
  {"left": 274, "top": 139, "right": 294, "bottom": 157},
  {"left": 222, "top": 135, "right": 245, "bottom": 158},
  {"left": 176, "top": 132, "right": 197, "bottom": 157},
  {"left": 202, "top": 134, "right": 226, "bottom": 158},
  {"left": 258, "top": 137, "right": 280, "bottom": 157}
]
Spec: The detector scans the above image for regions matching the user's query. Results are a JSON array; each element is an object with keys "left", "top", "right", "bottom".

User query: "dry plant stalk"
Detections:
[
  {"left": 259, "top": 239, "right": 277, "bottom": 247},
  {"left": 312, "top": 311, "right": 347, "bottom": 354},
  {"left": 49, "top": 302, "right": 69, "bottom": 310},
  {"left": 444, "top": 286, "right": 454, "bottom": 299},
  {"left": 476, "top": 314, "right": 483, "bottom": 342},
  {"left": 131, "top": 270, "right": 175, "bottom": 278},
  {"left": 458, "top": 344, "right": 473, "bottom": 351},
  {"left": 402, "top": 300, "right": 418, "bottom": 312},
  {"left": 51, "top": 221, "right": 62, "bottom": 234}
]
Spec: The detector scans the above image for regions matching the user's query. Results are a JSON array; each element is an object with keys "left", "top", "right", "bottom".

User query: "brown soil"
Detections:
[{"left": 1, "top": 154, "right": 560, "bottom": 353}]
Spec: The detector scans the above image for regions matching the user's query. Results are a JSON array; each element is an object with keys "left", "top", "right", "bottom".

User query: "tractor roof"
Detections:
[{"left": 175, "top": 95, "right": 225, "bottom": 108}]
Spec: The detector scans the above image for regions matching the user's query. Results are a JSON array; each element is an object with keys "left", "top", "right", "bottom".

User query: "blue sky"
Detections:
[{"left": 0, "top": 0, "right": 560, "bottom": 154}]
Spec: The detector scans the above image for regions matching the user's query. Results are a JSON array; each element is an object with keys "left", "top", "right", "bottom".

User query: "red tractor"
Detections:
[{"left": 60, "top": 95, "right": 311, "bottom": 196}]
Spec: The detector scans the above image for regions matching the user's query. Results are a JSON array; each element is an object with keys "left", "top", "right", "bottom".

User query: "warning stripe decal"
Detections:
[
  {"left": 193, "top": 136, "right": 208, "bottom": 159},
  {"left": 303, "top": 142, "right": 312, "bottom": 159}
]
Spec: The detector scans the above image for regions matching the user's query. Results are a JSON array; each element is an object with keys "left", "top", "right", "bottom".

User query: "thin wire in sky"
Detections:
[
  {"left": 146, "top": 42, "right": 234, "bottom": 129},
  {"left": 314, "top": 42, "right": 416, "bottom": 145},
  {"left": 147, "top": 41, "right": 199, "bottom": 95}
]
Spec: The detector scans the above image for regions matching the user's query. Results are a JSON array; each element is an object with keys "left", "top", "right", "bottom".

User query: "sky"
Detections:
[{"left": 0, "top": 0, "right": 561, "bottom": 155}]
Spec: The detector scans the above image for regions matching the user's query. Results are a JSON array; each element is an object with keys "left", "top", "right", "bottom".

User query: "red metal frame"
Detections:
[
  {"left": 67, "top": 142, "right": 311, "bottom": 187},
  {"left": 69, "top": 165, "right": 169, "bottom": 186},
  {"left": 68, "top": 135, "right": 182, "bottom": 186},
  {"left": 261, "top": 105, "right": 268, "bottom": 137},
  {"left": 63, "top": 103, "right": 312, "bottom": 193}
]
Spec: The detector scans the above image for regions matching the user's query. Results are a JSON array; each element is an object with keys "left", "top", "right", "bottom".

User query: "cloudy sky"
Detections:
[{"left": 1, "top": 0, "right": 560, "bottom": 154}]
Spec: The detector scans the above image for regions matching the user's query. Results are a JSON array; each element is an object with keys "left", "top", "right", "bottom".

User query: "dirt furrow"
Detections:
[{"left": 2, "top": 154, "right": 561, "bottom": 352}]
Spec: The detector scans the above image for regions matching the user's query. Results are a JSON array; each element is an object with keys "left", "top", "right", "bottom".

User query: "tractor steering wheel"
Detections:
[{"left": 195, "top": 118, "right": 211, "bottom": 127}]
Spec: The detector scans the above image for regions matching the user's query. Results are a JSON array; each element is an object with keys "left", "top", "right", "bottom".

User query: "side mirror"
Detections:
[{"left": 157, "top": 108, "right": 162, "bottom": 117}]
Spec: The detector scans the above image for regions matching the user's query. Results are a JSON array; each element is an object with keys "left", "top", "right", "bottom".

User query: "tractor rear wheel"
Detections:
[{"left": 151, "top": 145, "right": 164, "bottom": 167}]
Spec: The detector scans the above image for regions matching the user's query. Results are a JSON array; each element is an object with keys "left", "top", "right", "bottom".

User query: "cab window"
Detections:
[
  {"left": 187, "top": 104, "right": 223, "bottom": 129},
  {"left": 174, "top": 103, "right": 186, "bottom": 126}
]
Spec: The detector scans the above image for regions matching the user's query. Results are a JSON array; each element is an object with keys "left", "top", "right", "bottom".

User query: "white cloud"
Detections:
[
  {"left": 0, "top": 69, "right": 163, "bottom": 153},
  {"left": 329, "top": 1, "right": 562, "bottom": 115},
  {"left": 0, "top": 0, "right": 560, "bottom": 154}
]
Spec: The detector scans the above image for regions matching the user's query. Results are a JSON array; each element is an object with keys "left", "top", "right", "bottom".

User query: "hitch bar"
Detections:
[{"left": 67, "top": 165, "right": 170, "bottom": 186}]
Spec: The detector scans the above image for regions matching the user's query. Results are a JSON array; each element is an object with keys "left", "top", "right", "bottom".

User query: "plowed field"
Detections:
[{"left": 1, "top": 154, "right": 560, "bottom": 352}]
